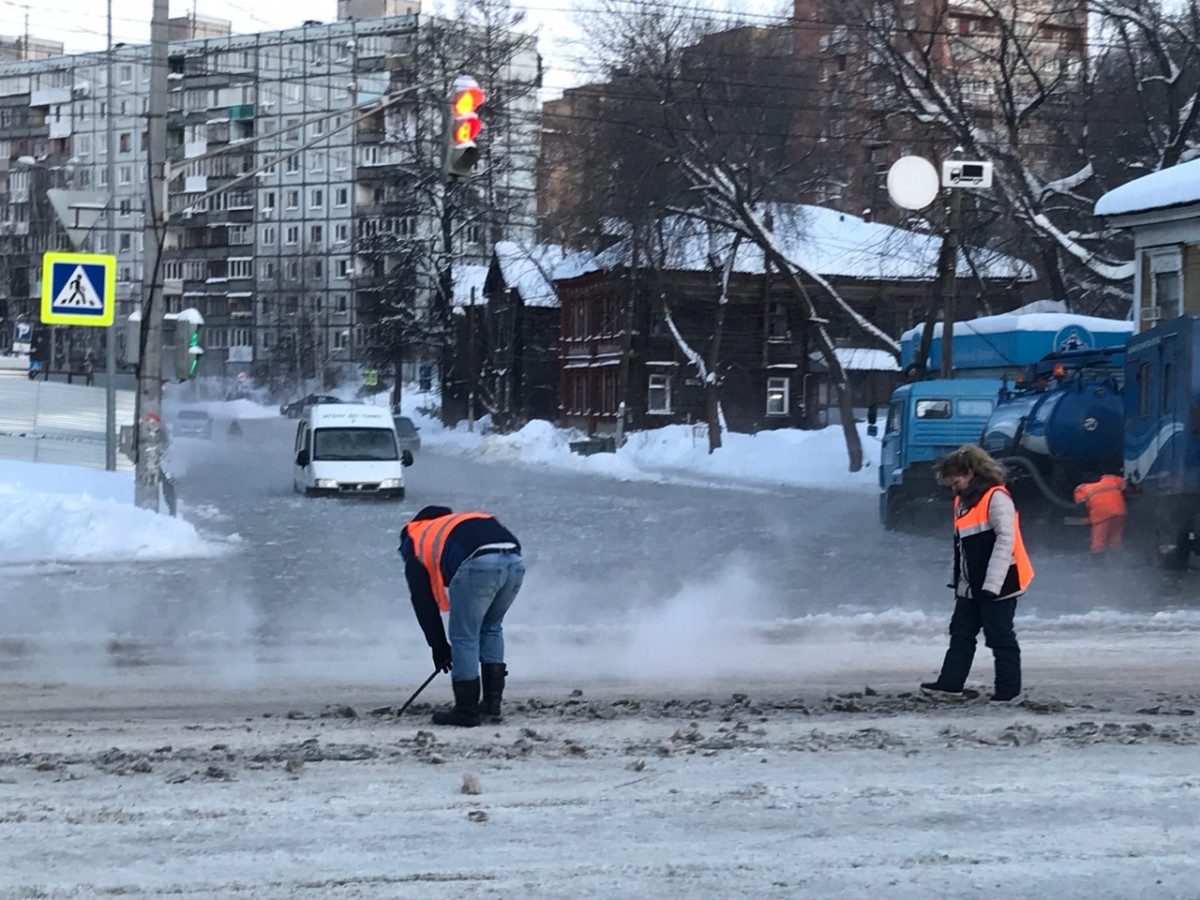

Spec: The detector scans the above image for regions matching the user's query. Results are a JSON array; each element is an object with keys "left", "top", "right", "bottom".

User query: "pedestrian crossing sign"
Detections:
[{"left": 41, "top": 251, "right": 116, "bottom": 326}]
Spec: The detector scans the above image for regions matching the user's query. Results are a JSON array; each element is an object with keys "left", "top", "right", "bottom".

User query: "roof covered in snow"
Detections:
[
  {"left": 552, "top": 205, "right": 1035, "bottom": 283},
  {"left": 492, "top": 241, "right": 568, "bottom": 308},
  {"left": 1095, "top": 157, "right": 1200, "bottom": 218},
  {"left": 832, "top": 348, "right": 901, "bottom": 372},
  {"left": 451, "top": 264, "right": 489, "bottom": 311},
  {"left": 899, "top": 310, "right": 1133, "bottom": 343}
]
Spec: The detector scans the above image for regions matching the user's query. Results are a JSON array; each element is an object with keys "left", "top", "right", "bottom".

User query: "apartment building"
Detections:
[{"left": 0, "top": 3, "right": 540, "bottom": 384}]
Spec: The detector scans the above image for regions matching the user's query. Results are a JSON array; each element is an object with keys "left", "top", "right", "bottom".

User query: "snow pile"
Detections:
[
  {"left": 0, "top": 460, "right": 227, "bottom": 564},
  {"left": 406, "top": 406, "right": 879, "bottom": 493}
]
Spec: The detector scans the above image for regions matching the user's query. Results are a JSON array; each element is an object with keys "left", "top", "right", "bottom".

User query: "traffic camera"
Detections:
[{"left": 444, "top": 75, "right": 485, "bottom": 183}]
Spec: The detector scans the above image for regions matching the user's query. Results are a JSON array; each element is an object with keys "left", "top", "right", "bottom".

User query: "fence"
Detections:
[{"left": 0, "top": 378, "right": 135, "bottom": 472}]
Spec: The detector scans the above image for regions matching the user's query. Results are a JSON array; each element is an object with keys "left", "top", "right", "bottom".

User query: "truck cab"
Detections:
[{"left": 879, "top": 379, "right": 1000, "bottom": 529}]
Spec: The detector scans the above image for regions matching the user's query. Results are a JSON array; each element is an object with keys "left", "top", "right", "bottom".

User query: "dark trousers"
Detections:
[{"left": 937, "top": 595, "right": 1021, "bottom": 695}]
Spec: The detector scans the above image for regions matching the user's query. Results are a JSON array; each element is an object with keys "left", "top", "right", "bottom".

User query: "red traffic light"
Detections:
[
  {"left": 453, "top": 86, "right": 485, "bottom": 116},
  {"left": 453, "top": 116, "right": 482, "bottom": 145}
]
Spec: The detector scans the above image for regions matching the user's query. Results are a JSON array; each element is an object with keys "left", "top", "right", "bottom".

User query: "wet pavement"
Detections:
[{"left": 2, "top": 412, "right": 1193, "bottom": 678}]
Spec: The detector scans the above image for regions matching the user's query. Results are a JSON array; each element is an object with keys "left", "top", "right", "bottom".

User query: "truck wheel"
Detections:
[
  {"left": 883, "top": 488, "right": 904, "bottom": 531},
  {"left": 1159, "top": 526, "right": 1191, "bottom": 572}
]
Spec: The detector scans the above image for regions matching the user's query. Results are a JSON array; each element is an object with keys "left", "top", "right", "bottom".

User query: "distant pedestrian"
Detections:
[
  {"left": 1073, "top": 469, "right": 1126, "bottom": 554},
  {"left": 922, "top": 445, "right": 1034, "bottom": 703},
  {"left": 398, "top": 505, "right": 524, "bottom": 727}
]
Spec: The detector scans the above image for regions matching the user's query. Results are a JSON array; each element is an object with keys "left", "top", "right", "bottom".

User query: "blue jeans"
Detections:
[{"left": 446, "top": 552, "right": 524, "bottom": 682}]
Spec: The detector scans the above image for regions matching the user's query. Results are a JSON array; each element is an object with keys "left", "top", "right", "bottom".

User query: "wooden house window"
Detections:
[
  {"left": 647, "top": 374, "right": 671, "bottom": 414},
  {"left": 766, "top": 376, "right": 790, "bottom": 416}
]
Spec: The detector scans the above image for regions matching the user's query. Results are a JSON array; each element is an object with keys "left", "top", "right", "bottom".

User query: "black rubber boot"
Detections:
[
  {"left": 480, "top": 663, "right": 507, "bottom": 720},
  {"left": 431, "top": 677, "right": 481, "bottom": 727}
]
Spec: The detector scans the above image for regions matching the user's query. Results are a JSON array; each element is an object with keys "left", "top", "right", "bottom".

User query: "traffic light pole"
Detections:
[
  {"left": 104, "top": 0, "right": 116, "bottom": 471},
  {"left": 134, "top": 0, "right": 169, "bottom": 511}
]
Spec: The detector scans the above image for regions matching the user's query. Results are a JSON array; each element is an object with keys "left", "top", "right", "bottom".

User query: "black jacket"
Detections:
[{"left": 398, "top": 508, "right": 521, "bottom": 649}]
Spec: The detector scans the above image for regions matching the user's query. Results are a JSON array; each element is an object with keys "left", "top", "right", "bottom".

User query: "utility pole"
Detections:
[
  {"left": 939, "top": 186, "right": 963, "bottom": 380},
  {"left": 467, "top": 285, "right": 476, "bottom": 432},
  {"left": 104, "top": 0, "right": 117, "bottom": 470},
  {"left": 614, "top": 232, "right": 639, "bottom": 446},
  {"left": 134, "top": 0, "right": 169, "bottom": 510}
]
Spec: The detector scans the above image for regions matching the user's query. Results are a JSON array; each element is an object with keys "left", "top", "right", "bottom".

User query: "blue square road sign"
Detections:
[{"left": 40, "top": 251, "right": 116, "bottom": 327}]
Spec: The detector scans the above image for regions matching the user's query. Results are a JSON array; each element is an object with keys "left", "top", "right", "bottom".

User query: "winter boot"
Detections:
[
  {"left": 431, "top": 677, "right": 481, "bottom": 728},
  {"left": 480, "top": 663, "right": 508, "bottom": 720}
]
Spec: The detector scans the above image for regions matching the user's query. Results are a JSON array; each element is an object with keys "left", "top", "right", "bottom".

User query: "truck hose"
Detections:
[{"left": 997, "top": 456, "right": 1078, "bottom": 511}]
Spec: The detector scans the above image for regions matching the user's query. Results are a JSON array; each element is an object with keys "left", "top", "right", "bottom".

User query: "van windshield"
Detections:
[{"left": 313, "top": 427, "right": 398, "bottom": 461}]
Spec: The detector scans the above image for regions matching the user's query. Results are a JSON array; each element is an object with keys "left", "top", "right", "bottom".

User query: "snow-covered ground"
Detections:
[
  {"left": 0, "top": 459, "right": 231, "bottom": 565},
  {"left": 387, "top": 389, "right": 880, "bottom": 494},
  {"left": 2, "top": 653, "right": 1199, "bottom": 899}
]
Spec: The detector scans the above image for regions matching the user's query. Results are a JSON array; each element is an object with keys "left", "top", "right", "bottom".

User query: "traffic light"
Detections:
[
  {"left": 444, "top": 75, "right": 485, "bottom": 183},
  {"left": 173, "top": 315, "right": 204, "bottom": 380}
]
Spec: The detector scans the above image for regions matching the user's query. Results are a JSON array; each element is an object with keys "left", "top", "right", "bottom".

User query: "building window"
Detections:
[
  {"left": 335, "top": 187, "right": 348, "bottom": 206},
  {"left": 766, "top": 377, "right": 790, "bottom": 416},
  {"left": 118, "top": 165, "right": 132, "bottom": 185},
  {"left": 310, "top": 188, "right": 323, "bottom": 209},
  {"left": 285, "top": 226, "right": 299, "bottom": 245},
  {"left": 119, "top": 233, "right": 132, "bottom": 253},
  {"left": 285, "top": 155, "right": 300, "bottom": 174},
  {"left": 310, "top": 225, "right": 323, "bottom": 244},
  {"left": 287, "top": 260, "right": 299, "bottom": 279},
  {"left": 229, "top": 258, "right": 253, "bottom": 279},
  {"left": 336, "top": 258, "right": 349, "bottom": 278},
  {"left": 334, "top": 223, "right": 349, "bottom": 244},
  {"left": 336, "top": 294, "right": 348, "bottom": 313},
  {"left": 118, "top": 198, "right": 132, "bottom": 216},
  {"left": 261, "top": 225, "right": 276, "bottom": 244},
  {"left": 1147, "top": 249, "right": 1183, "bottom": 326},
  {"left": 647, "top": 374, "right": 671, "bottom": 414},
  {"left": 286, "top": 189, "right": 299, "bottom": 209}
]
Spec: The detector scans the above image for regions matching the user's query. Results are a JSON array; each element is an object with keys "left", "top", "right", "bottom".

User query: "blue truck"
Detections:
[
  {"left": 880, "top": 311, "right": 1132, "bottom": 529},
  {"left": 1122, "top": 315, "right": 1200, "bottom": 567}
]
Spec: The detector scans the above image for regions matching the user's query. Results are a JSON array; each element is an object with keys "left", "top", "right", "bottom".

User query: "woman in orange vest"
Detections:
[
  {"left": 1073, "top": 470, "right": 1127, "bottom": 554},
  {"left": 399, "top": 505, "right": 525, "bottom": 727},
  {"left": 921, "top": 445, "right": 1034, "bottom": 703}
]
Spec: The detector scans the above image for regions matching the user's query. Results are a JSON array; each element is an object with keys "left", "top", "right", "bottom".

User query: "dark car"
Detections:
[
  {"left": 393, "top": 415, "right": 421, "bottom": 454},
  {"left": 172, "top": 409, "right": 213, "bottom": 439},
  {"left": 280, "top": 394, "right": 340, "bottom": 419}
]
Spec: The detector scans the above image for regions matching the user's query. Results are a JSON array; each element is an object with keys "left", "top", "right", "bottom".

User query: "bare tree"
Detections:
[
  {"left": 846, "top": 0, "right": 1200, "bottom": 314},
  {"left": 570, "top": 0, "right": 889, "bottom": 469}
]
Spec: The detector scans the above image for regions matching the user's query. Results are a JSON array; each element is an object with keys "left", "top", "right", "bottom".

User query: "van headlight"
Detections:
[
  {"left": 315, "top": 479, "right": 339, "bottom": 489},
  {"left": 378, "top": 478, "right": 402, "bottom": 489}
]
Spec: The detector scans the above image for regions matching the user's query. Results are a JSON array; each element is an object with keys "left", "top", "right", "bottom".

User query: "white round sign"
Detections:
[{"left": 887, "top": 156, "right": 940, "bottom": 211}]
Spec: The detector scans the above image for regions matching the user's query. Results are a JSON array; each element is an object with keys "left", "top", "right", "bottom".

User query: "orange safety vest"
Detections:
[
  {"left": 1073, "top": 474, "right": 1126, "bottom": 523},
  {"left": 954, "top": 484, "right": 1034, "bottom": 595},
  {"left": 405, "top": 512, "right": 491, "bottom": 612}
]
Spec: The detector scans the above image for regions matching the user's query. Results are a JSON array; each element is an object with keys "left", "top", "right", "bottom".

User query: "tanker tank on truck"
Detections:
[{"left": 979, "top": 349, "right": 1125, "bottom": 519}]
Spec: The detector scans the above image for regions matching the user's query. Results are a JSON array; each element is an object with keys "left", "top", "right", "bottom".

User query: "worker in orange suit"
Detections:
[{"left": 1074, "top": 470, "right": 1127, "bottom": 553}]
